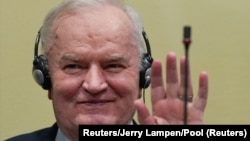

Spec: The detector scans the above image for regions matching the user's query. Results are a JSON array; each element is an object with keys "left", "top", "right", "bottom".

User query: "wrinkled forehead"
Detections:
[
  {"left": 52, "top": 5, "right": 138, "bottom": 50},
  {"left": 55, "top": 5, "right": 134, "bottom": 35}
]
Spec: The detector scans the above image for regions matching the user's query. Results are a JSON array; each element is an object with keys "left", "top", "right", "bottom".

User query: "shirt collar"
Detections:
[{"left": 55, "top": 128, "right": 71, "bottom": 141}]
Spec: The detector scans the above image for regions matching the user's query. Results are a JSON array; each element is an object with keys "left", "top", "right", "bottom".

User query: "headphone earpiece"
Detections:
[
  {"left": 32, "top": 55, "right": 51, "bottom": 90},
  {"left": 139, "top": 30, "right": 153, "bottom": 89},
  {"left": 32, "top": 30, "right": 51, "bottom": 90}
]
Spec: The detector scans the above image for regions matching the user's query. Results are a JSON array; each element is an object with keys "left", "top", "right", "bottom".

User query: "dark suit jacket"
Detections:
[
  {"left": 5, "top": 123, "right": 58, "bottom": 141},
  {"left": 5, "top": 120, "right": 137, "bottom": 141}
]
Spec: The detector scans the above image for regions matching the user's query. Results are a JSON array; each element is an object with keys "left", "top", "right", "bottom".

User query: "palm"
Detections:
[{"left": 135, "top": 52, "right": 208, "bottom": 125}]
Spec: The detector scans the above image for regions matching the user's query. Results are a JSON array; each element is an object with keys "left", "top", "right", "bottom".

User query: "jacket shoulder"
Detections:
[{"left": 5, "top": 123, "right": 58, "bottom": 141}]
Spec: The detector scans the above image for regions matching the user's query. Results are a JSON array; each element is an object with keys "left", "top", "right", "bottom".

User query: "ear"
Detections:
[
  {"left": 138, "top": 89, "right": 142, "bottom": 99},
  {"left": 48, "top": 90, "right": 52, "bottom": 100}
]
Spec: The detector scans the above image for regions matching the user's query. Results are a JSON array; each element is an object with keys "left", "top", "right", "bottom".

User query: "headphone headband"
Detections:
[
  {"left": 34, "top": 30, "right": 41, "bottom": 57},
  {"left": 142, "top": 30, "right": 152, "bottom": 56}
]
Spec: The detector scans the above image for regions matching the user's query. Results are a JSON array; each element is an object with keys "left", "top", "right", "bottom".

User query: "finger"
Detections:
[
  {"left": 134, "top": 99, "right": 155, "bottom": 124},
  {"left": 193, "top": 71, "right": 209, "bottom": 111},
  {"left": 166, "top": 52, "right": 179, "bottom": 98},
  {"left": 177, "top": 94, "right": 194, "bottom": 102},
  {"left": 150, "top": 60, "right": 166, "bottom": 104}
]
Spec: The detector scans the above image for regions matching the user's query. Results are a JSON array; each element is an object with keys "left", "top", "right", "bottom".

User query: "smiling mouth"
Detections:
[{"left": 78, "top": 100, "right": 114, "bottom": 106}]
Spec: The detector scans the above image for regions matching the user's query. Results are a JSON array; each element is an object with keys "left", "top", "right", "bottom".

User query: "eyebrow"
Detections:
[
  {"left": 106, "top": 54, "right": 128, "bottom": 63},
  {"left": 60, "top": 53, "right": 129, "bottom": 64},
  {"left": 61, "top": 54, "right": 80, "bottom": 62}
]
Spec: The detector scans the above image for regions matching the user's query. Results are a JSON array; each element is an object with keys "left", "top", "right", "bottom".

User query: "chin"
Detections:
[{"left": 75, "top": 114, "right": 118, "bottom": 125}]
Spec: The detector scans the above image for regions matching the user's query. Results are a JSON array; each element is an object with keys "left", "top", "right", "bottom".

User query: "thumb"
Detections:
[{"left": 134, "top": 99, "right": 155, "bottom": 125}]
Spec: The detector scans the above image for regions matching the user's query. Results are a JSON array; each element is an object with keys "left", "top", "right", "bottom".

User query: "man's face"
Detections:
[{"left": 47, "top": 6, "right": 141, "bottom": 131}]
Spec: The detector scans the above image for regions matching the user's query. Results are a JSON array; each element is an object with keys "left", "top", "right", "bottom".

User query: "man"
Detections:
[{"left": 6, "top": 0, "right": 208, "bottom": 140}]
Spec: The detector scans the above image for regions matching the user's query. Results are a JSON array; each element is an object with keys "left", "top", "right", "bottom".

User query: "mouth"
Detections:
[{"left": 77, "top": 100, "right": 114, "bottom": 106}]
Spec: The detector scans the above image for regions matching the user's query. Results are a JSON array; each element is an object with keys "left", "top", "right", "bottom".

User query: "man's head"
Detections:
[{"left": 33, "top": 0, "right": 152, "bottom": 140}]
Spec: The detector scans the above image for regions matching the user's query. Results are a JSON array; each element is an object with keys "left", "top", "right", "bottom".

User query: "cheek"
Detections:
[
  {"left": 50, "top": 74, "right": 82, "bottom": 100},
  {"left": 107, "top": 70, "right": 140, "bottom": 99},
  {"left": 108, "top": 72, "right": 140, "bottom": 119}
]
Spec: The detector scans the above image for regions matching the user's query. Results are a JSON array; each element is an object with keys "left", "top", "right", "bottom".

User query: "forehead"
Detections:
[
  {"left": 47, "top": 5, "right": 140, "bottom": 60},
  {"left": 49, "top": 5, "right": 139, "bottom": 53},
  {"left": 54, "top": 5, "right": 135, "bottom": 38}
]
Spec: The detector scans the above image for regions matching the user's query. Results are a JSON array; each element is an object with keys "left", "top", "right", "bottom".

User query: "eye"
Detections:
[
  {"left": 108, "top": 64, "right": 122, "bottom": 68},
  {"left": 105, "top": 63, "right": 125, "bottom": 72},
  {"left": 66, "top": 64, "right": 80, "bottom": 69},
  {"left": 63, "top": 64, "right": 83, "bottom": 74}
]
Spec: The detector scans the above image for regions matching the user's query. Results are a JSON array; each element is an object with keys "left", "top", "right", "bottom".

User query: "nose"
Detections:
[{"left": 82, "top": 65, "right": 108, "bottom": 94}]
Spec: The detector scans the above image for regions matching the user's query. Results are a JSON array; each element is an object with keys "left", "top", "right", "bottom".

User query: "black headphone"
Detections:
[
  {"left": 140, "top": 30, "right": 153, "bottom": 89},
  {"left": 32, "top": 30, "right": 51, "bottom": 90},
  {"left": 32, "top": 29, "right": 153, "bottom": 90}
]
